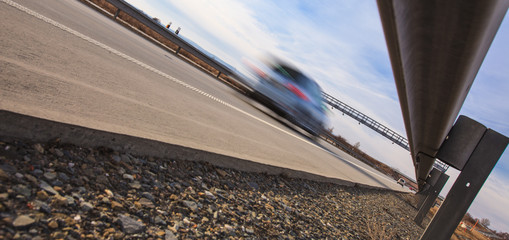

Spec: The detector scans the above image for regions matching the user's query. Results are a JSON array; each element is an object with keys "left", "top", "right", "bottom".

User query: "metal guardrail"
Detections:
[{"left": 105, "top": 0, "right": 235, "bottom": 79}]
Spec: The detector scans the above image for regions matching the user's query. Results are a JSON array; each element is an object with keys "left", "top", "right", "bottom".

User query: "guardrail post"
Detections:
[
  {"left": 414, "top": 169, "right": 448, "bottom": 226},
  {"left": 419, "top": 128, "right": 508, "bottom": 240},
  {"left": 415, "top": 167, "right": 441, "bottom": 209},
  {"left": 113, "top": 9, "right": 120, "bottom": 19},
  {"left": 176, "top": 46, "right": 181, "bottom": 55},
  {"left": 216, "top": 72, "right": 222, "bottom": 78}
]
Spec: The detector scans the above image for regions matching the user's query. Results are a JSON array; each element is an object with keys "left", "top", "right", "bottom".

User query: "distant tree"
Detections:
[
  {"left": 353, "top": 142, "right": 361, "bottom": 149},
  {"left": 480, "top": 218, "right": 491, "bottom": 227}
]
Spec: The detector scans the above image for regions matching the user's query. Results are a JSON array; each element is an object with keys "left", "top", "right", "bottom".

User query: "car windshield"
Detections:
[{"left": 272, "top": 64, "right": 323, "bottom": 104}]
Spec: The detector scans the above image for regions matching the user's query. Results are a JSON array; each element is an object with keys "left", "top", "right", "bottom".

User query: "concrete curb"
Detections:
[{"left": 0, "top": 110, "right": 366, "bottom": 189}]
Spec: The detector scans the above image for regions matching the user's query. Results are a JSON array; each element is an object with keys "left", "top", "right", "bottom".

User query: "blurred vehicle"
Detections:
[{"left": 243, "top": 58, "right": 327, "bottom": 137}]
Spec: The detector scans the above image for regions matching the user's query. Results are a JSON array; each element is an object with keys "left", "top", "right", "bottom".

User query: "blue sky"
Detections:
[{"left": 126, "top": 0, "right": 509, "bottom": 232}]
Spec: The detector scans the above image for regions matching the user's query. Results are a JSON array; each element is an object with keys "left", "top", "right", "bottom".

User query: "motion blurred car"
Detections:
[{"left": 244, "top": 58, "right": 327, "bottom": 137}]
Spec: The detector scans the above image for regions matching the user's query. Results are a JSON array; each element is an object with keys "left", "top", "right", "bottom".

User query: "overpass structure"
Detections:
[{"left": 322, "top": 91, "right": 450, "bottom": 172}]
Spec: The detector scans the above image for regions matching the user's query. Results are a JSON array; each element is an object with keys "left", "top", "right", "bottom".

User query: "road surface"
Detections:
[{"left": 0, "top": 0, "right": 405, "bottom": 191}]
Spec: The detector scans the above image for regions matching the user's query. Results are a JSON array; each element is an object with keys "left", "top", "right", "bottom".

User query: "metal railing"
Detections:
[{"left": 105, "top": 0, "right": 235, "bottom": 79}]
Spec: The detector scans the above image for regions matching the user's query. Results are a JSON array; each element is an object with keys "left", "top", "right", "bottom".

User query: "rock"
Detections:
[
  {"left": 53, "top": 195, "right": 69, "bottom": 206},
  {"left": 48, "top": 219, "right": 58, "bottom": 229},
  {"left": 204, "top": 190, "right": 216, "bottom": 199},
  {"left": 138, "top": 198, "right": 155, "bottom": 208},
  {"left": 37, "top": 190, "right": 49, "bottom": 201},
  {"left": 24, "top": 174, "right": 38, "bottom": 184},
  {"left": 58, "top": 172, "right": 69, "bottom": 182},
  {"left": 40, "top": 180, "right": 59, "bottom": 196},
  {"left": 246, "top": 226, "right": 255, "bottom": 234},
  {"left": 33, "top": 200, "right": 52, "bottom": 214},
  {"left": 111, "top": 201, "right": 123, "bottom": 210},
  {"left": 80, "top": 201, "right": 94, "bottom": 212},
  {"left": 129, "top": 181, "right": 141, "bottom": 189},
  {"left": 32, "top": 169, "right": 43, "bottom": 176},
  {"left": 13, "top": 184, "right": 31, "bottom": 198},
  {"left": 117, "top": 214, "right": 145, "bottom": 234},
  {"left": 141, "top": 192, "right": 155, "bottom": 202},
  {"left": 165, "top": 230, "right": 177, "bottom": 240},
  {"left": 154, "top": 215, "right": 166, "bottom": 225},
  {"left": 224, "top": 224, "right": 234, "bottom": 232},
  {"left": 12, "top": 215, "right": 35, "bottom": 228},
  {"left": 44, "top": 172, "right": 57, "bottom": 181},
  {"left": 182, "top": 200, "right": 198, "bottom": 212},
  {"left": 104, "top": 189, "right": 114, "bottom": 198},
  {"left": 65, "top": 195, "right": 76, "bottom": 206},
  {"left": 216, "top": 169, "right": 228, "bottom": 177}
]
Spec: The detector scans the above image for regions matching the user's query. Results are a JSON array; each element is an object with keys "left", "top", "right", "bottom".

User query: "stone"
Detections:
[
  {"left": 44, "top": 172, "right": 57, "bottom": 181},
  {"left": 216, "top": 169, "right": 228, "bottom": 177},
  {"left": 12, "top": 215, "right": 35, "bottom": 228},
  {"left": 24, "top": 174, "right": 38, "bottom": 184},
  {"left": 48, "top": 220, "right": 59, "bottom": 229},
  {"left": 111, "top": 201, "right": 123, "bottom": 210},
  {"left": 154, "top": 215, "right": 166, "bottom": 225},
  {"left": 53, "top": 195, "right": 69, "bottom": 206},
  {"left": 40, "top": 180, "right": 59, "bottom": 196},
  {"left": 129, "top": 181, "right": 141, "bottom": 189},
  {"left": 182, "top": 200, "right": 198, "bottom": 212},
  {"left": 104, "top": 189, "right": 114, "bottom": 198},
  {"left": 80, "top": 201, "right": 94, "bottom": 212},
  {"left": 13, "top": 184, "right": 31, "bottom": 198},
  {"left": 117, "top": 214, "right": 145, "bottom": 234},
  {"left": 204, "top": 190, "right": 216, "bottom": 199},
  {"left": 165, "top": 230, "right": 177, "bottom": 240},
  {"left": 138, "top": 198, "right": 155, "bottom": 208},
  {"left": 141, "top": 192, "right": 155, "bottom": 202}
]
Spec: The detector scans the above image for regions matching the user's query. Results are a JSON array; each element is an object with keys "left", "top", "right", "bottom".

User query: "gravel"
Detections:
[{"left": 0, "top": 138, "right": 425, "bottom": 239}]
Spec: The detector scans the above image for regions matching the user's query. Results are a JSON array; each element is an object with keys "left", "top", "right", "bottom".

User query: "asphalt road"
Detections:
[{"left": 0, "top": 0, "right": 405, "bottom": 191}]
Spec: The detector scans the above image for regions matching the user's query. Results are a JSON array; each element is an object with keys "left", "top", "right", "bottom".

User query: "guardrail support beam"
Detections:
[
  {"left": 113, "top": 8, "right": 120, "bottom": 19},
  {"left": 415, "top": 168, "right": 442, "bottom": 209},
  {"left": 420, "top": 128, "right": 508, "bottom": 240},
  {"left": 414, "top": 168, "right": 448, "bottom": 226}
]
